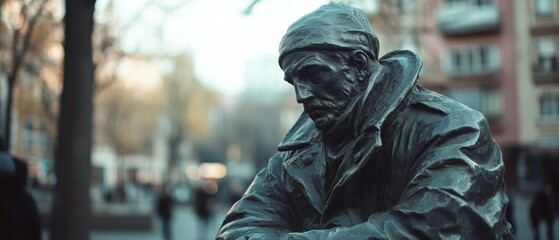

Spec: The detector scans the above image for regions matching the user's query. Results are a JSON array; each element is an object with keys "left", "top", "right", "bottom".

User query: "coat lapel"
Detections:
[
  {"left": 278, "top": 113, "right": 327, "bottom": 214},
  {"left": 282, "top": 144, "right": 328, "bottom": 214}
]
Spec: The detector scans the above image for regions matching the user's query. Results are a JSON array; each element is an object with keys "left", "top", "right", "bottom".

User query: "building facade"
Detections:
[
  {"left": 10, "top": 67, "right": 59, "bottom": 185},
  {"left": 430, "top": 0, "right": 517, "bottom": 145},
  {"left": 515, "top": 0, "right": 559, "bottom": 187}
]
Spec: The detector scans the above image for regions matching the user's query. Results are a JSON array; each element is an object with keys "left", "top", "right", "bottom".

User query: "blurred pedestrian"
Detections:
[
  {"left": 530, "top": 157, "right": 558, "bottom": 240},
  {"left": 156, "top": 185, "right": 174, "bottom": 240},
  {"left": 529, "top": 184, "right": 555, "bottom": 240},
  {"left": 115, "top": 181, "right": 127, "bottom": 203},
  {"left": 0, "top": 152, "right": 41, "bottom": 240},
  {"left": 194, "top": 179, "right": 216, "bottom": 240}
]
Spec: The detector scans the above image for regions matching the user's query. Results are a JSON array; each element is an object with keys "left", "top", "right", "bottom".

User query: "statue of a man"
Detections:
[{"left": 218, "top": 3, "right": 514, "bottom": 239}]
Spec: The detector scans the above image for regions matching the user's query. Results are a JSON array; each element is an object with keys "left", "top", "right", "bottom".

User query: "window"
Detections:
[
  {"left": 37, "top": 127, "right": 48, "bottom": 154},
  {"left": 445, "top": 0, "right": 492, "bottom": 6},
  {"left": 449, "top": 89, "right": 482, "bottom": 111},
  {"left": 22, "top": 119, "right": 46, "bottom": 155},
  {"left": 540, "top": 95, "right": 559, "bottom": 122},
  {"left": 535, "top": 0, "right": 553, "bottom": 16},
  {"left": 473, "top": 0, "right": 492, "bottom": 6},
  {"left": 449, "top": 89, "right": 502, "bottom": 117},
  {"left": 447, "top": 45, "right": 500, "bottom": 76},
  {"left": 483, "top": 90, "right": 502, "bottom": 117},
  {"left": 537, "top": 37, "right": 558, "bottom": 73},
  {"left": 24, "top": 119, "right": 34, "bottom": 152}
]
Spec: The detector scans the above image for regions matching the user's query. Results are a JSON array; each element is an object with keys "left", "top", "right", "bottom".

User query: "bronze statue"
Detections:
[{"left": 218, "top": 3, "right": 514, "bottom": 239}]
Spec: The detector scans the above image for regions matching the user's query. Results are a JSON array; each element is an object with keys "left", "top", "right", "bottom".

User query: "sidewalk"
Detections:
[
  {"left": 90, "top": 205, "right": 228, "bottom": 240},
  {"left": 42, "top": 204, "right": 229, "bottom": 240}
]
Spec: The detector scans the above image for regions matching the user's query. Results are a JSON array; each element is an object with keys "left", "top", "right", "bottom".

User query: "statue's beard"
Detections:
[
  {"left": 306, "top": 98, "right": 351, "bottom": 131},
  {"left": 304, "top": 83, "right": 363, "bottom": 132},
  {"left": 313, "top": 113, "right": 335, "bottom": 131}
]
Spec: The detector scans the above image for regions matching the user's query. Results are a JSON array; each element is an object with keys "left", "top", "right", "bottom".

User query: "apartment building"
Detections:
[
  {"left": 432, "top": 0, "right": 517, "bottom": 145},
  {"left": 515, "top": 0, "right": 559, "bottom": 186}
]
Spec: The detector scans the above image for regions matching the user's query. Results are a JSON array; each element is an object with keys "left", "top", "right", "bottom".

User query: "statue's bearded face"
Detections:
[{"left": 282, "top": 51, "right": 362, "bottom": 131}]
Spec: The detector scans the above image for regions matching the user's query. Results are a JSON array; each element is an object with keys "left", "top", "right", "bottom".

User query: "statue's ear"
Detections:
[{"left": 351, "top": 51, "right": 369, "bottom": 82}]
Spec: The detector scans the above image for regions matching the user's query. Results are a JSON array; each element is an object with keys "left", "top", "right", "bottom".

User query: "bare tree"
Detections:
[
  {"left": 49, "top": 0, "right": 96, "bottom": 239},
  {"left": 92, "top": 0, "right": 124, "bottom": 94},
  {"left": 0, "top": 0, "right": 51, "bottom": 151},
  {"left": 96, "top": 82, "right": 158, "bottom": 181},
  {"left": 87, "top": 0, "right": 202, "bottom": 100},
  {"left": 158, "top": 55, "right": 221, "bottom": 179},
  {"left": 162, "top": 56, "right": 192, "bottom": 178}
]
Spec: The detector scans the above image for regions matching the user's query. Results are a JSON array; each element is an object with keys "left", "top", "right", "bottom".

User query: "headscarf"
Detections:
[{"left": 278, "top": 3, "right": 379, "bottom": 68}]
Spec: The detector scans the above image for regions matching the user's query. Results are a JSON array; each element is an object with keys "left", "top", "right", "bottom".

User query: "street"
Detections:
[
  {"left": 42, "top": 204, "right": 228, "bottom": 240},
  {"left": 88, "top": 192, "right": 558, "bottom": 240},
  {"left": 38, "top": 191, "right": 559, "bottom": 240}
]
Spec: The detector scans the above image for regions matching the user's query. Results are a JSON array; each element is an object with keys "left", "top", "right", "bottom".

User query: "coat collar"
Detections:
[{"left": 278, "top": 50, "right": 422, "bottom": 152}]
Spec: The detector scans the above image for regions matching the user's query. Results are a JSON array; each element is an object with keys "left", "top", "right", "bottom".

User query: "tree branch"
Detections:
[
  {"left": 243, "top": 0, "right": 263, "bottom": 15},
  {"left": 9, "top": 0, "right": 49, "bottom": 86}
]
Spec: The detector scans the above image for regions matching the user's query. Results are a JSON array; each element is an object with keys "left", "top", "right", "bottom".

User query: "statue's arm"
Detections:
[
  {"left": 217, "top": 154, "right": 295, "bottom": 240},
  {"left": 283, "top": 110, "right": 513, "bottom": 240}
]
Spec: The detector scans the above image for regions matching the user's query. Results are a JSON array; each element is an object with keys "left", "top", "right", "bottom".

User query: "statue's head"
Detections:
[{"left": 279, "top": 4, "right": 379, "bottom": 131}]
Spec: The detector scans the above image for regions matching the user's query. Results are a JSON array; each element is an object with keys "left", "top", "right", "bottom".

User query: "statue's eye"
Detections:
[{"left": 303, "top": 67, "right": 325, "bottom": 84}]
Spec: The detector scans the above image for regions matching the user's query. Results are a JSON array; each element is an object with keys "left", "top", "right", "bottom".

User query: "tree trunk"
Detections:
[
  {"left": 50, "top": 0, "right": 96, "bottom": 239},
  {"left": 1, "top": 83, "right": 13, "bottom": 151}
]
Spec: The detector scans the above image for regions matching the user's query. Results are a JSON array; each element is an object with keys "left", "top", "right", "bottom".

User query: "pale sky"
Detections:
[{"left": 100, "top": 0, "right": 332, "bottom": 96}]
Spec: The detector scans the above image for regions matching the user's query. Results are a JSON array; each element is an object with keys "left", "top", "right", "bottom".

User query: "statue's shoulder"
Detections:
[
  {"left": 396, "top": 86, "right": 486, "bottom": 133},
  {"left": 409, "top": 86, "right": 481, "bottom": 117}
]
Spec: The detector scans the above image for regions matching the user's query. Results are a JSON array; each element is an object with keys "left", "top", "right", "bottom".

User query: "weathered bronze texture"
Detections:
[{"left": 218, "top": 3, "right": 515, "bottom": 239}]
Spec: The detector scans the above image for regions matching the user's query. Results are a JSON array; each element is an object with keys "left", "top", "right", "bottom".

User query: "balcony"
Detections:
[
  {"left": 436, "top": 4, "right": 501, "bottom": 36},
  {"left": 533, "top": 71, "right": 559, "bottom": 84},
  {"left": 533, "top": 57, "right": 559, "bottom": 84}
]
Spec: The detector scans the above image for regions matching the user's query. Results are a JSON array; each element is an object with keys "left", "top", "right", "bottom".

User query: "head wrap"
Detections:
[{"left": 278, "top": 3, "right": 379, "bottom": 68}]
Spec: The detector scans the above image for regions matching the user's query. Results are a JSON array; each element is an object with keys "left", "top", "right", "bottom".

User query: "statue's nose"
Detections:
[{"left": 294, "top": 81, "right": 313, "bottom": 103}]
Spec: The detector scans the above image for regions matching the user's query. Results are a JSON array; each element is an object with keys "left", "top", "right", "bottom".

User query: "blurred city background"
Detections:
[{"left": 1, "top": 0, "right": 559, "bottom": 239}]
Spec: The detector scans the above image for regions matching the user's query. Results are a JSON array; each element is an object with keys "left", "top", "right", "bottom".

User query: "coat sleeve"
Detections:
[
  {"left": 217, "top": 153, "right": 297, "bottom": 240},
  {"left": 282, "top": 110, "right": 514, "bottom": 240}
]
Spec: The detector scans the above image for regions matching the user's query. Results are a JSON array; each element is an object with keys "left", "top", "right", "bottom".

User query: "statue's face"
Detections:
[{"left": 282, "top": 51, "right": 361, "bottom": 131}]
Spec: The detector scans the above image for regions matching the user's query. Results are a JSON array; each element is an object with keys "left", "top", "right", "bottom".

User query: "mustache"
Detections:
[
  {"left": 303, "top": 102, "right": 323, "bottom": 112},
  {"left": 304, "top": 101, "right": 337, "bottom": 113}
]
